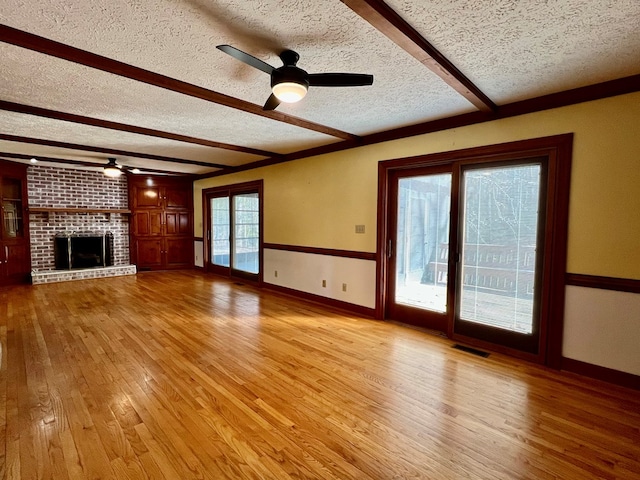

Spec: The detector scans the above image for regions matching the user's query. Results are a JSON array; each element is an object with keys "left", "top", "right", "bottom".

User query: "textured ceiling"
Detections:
[
  {"left": 0, "top": 0, "right": 639, "bottom": 175},
  {"left": 386, "top": 0, "right": 640, "bottom": 103}
]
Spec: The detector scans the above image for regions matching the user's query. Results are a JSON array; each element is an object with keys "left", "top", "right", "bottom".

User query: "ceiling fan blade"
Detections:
[
  {"left": 308, "top": 73, "right": 374, "bottom": 87},
  {"left": 263, "top": 93, "right": 281, "bottom": 111},
  {"left": 216, "top": 45, "right": 275, "bottom": 74}
]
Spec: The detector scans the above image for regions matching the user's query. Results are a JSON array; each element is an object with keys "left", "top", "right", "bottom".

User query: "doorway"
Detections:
[
  {"left": 203, "top": 180, "right": 263, "bottom": 283},
  {"left": 378, "top": 135, "right": 572, "bottom": 365}
]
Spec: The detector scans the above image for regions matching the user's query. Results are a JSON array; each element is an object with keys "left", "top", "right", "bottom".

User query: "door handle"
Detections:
[{"left": 387, "top": 239, "right": 393, "bottom": 259}]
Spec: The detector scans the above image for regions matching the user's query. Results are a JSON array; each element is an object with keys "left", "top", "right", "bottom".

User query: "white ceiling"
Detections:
[{"left": 1, "top": 0, "right": 639, "bottom": 175}]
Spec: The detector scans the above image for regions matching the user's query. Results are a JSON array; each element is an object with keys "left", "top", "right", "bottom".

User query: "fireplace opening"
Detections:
[{"left": 54, "top": 233, "right": 113, "bottom": 270}]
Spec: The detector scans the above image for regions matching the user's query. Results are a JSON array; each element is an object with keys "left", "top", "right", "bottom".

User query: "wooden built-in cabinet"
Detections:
[
  {"left": 129, "top": 176, "right": 194, "bottom": 270},
  {"left": 0, "top": 160, "right": 31, "bottom": 285}
]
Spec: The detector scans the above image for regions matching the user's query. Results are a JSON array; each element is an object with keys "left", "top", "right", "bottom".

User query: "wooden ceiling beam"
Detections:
[
  {"left": 0, "top": 134, "right": 228, "bottom": 169},
  {"left": 0, "top": 24, "right": 357, "bottom": 141},
  {"left": 0, "top": 152, "right": 197, "bottom": 176},
  {"left": 340, "top": 0, "right": 497, "bottom": 112},
  {"left": 0, "top": 100, "right": 272, "bottom": 160}
]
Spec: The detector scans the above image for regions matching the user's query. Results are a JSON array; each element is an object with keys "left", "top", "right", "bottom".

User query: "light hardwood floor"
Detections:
[{"left": 1, "top": 271, "right": 639, "bottom": 479}]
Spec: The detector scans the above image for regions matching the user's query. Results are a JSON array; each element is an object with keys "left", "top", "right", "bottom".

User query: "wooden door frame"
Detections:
[
  {"left": 376, "top": 134, "right": 573, "bottom": 367},
  {"left": 202, "top": 180, "right": 264, "bottom": 285}
]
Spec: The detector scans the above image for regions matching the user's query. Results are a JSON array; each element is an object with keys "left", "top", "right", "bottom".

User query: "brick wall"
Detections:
[{"left": 27, "top": 166, "right": 130, "bottom": 272}]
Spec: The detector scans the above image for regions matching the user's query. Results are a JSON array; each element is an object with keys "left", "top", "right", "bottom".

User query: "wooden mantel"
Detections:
[
  {"left": 29, "top": 207, "right": 131, "bottom": 220},
  {"left": 29, "top": 207, "right": 131, "bottom": 214}
]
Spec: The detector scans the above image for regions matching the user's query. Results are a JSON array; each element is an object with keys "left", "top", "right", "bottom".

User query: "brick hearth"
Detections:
[{"left": 27, "top": 165, "right": 135, "bottom": 283}]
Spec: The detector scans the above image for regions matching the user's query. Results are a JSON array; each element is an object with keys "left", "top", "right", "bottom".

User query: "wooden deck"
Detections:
[{"left": 1, "top": 270, "right": 639, "bottom": 479}]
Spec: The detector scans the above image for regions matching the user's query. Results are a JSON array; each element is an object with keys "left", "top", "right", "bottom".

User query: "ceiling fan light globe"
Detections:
[
  {"left": 104, "top": 166, "right": 123, "bottom": 177},
  {"left": 104, "top": 158, "right": 123, "bottom": 177},
  {"left": 272, "top": 82, "right": 308, "bottom": 103}
]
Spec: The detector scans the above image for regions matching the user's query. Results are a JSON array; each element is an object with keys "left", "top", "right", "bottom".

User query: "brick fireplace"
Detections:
[{"left": 27, "top": 165, "right": 136, "bottom": 284}]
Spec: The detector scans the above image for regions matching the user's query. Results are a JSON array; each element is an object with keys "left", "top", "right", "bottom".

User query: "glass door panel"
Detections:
[
  {"left": 210, "top": 196, "right": 230, "bottom": 267},
  {"left": 232, "top": 193, "right": 259, "bottom": 274},
  {"left": 1, "top": 177, "right": 24, "bottom": 239},
  {"left": 395, "top": 174, "right": 452, "bottom": 313},
  {"left": 456, "top": 163, "right": 543, "bottom": 350},
  {"left": 387, "top": 169, "right": 452, "bottom": 332}
]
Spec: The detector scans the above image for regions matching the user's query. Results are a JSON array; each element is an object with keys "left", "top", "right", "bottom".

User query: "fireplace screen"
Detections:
[{"left": 54, "top": 233, "right": 113, "bottom": 270}]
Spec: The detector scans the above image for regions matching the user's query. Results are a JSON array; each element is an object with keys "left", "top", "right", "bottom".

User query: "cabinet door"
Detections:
[
  {"left": 165, "top": 186, "right": 190, "bottom": 209},
  {"left": 133, "top": 186, "right": 162, "bottom": 208},
  {"left": 165, "top": 212, "right": 192, "bottom": 236},
  {"left": 133, "top": 211, "right": 162, "bottom": 236},
  {"left": 0, "top": 164, "right": 30, "bottom": 285},
  {"left": 0, "top": 246, "right": 5, "bottom": 282},
  {"left": 4, "top": 242, "right": 30, "bottom": 278},
  {"left": 1, "top": 176, "right": 25, "bottom": 240},
  {"left": 136, "top": 239, "right": 163, "bottom": 269},
  {"left": 0, "top": 241, "right": 30, "bottom": 284},
  {"left": 165, "top": 238, "right": 193, "bottom": 268}
]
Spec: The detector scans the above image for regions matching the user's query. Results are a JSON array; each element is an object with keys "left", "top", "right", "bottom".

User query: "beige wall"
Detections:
[
  {"left": 195, "top": 91, "right": 640, "bottom": 280},
  {"left": 195, "top": 91, "right": 640, "bottom": 375}
]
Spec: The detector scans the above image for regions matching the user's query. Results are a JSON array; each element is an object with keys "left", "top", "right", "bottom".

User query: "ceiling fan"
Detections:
[
  {"left": 216, "top": 45, "right": 374, "bottom": 110},
  {"left": 103, "top": 158, "right": 140, "bottom": 177}
]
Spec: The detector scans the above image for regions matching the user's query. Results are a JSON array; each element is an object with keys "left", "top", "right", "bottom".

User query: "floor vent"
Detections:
[{"left": 453, "top": 344, "right": 490, "bottom": 358}]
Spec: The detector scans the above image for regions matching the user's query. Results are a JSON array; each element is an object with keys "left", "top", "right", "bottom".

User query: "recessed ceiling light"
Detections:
[
  {"left": 30, "top": 158, "right": 38, "bottom": 163},
  {"left": 130, "top": 168, "right": 141, "bottom": 174}
]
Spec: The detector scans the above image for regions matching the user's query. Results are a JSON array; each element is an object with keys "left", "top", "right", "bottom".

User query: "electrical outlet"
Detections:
[
  {"left": 342, "top": 283, "right": 347, "bottom": 292},
  {"left": 274, "top": 270, "right": 278, "bottom": 278},
  {"left": 355, "top": 224, "right": 365, "bottom": 234},
  {"left": 322, "top": 279, "right": 326, "bottom": 288}
]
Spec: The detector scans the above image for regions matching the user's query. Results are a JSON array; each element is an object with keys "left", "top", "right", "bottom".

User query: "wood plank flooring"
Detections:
[{"left": 1, "top": 270, "right": 639, "bottom": 479}]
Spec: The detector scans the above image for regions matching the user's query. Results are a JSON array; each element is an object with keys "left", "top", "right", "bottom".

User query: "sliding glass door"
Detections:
[
  {"left": 454, "top": 161, "right": 546, "bottom": 353},
  {"left": 385, "top": 152, "right": 555, "bottom": 358},
  {"left": 204, "top": 181, "right": 263, "bottom": 282}
]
